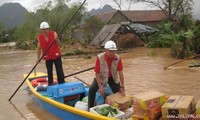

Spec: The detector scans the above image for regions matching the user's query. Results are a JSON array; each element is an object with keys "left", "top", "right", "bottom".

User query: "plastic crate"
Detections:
[{"left": 46, "top": 82, "right": 85, "bottom": 98}]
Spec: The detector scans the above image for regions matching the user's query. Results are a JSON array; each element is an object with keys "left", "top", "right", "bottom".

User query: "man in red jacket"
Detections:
[{"left": 37, "top": 21, "right": 65, "bottom": 85}]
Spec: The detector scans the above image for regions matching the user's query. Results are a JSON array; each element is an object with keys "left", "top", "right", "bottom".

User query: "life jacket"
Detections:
[
  {"left": 98, "top": 52, "right": 120, "bottom": 86},
  {"left": 38, "top": 31, "right": 61, "bottom": 60}
]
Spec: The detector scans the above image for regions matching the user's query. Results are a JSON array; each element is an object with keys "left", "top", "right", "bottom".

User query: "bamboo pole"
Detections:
[
  {"left": 8, "top": 0, "right": 87, "bottom": 101},
  {"left": 74, "top": 76, "right": 91, "bottom": 86},
  {"left": 164, "top": 54, "right": 200, "bottom": 70},
  {"left": 64, "top": 67, "right": 94, "bottom": 79}
]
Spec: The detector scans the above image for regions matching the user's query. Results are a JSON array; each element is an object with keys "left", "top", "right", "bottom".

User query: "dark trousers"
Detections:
[
  {"left": 45, "top": 57, "right": 65, "bottom": 85},
  {"left": 88, "top": 77, "right": 120, "bottom": 109}
]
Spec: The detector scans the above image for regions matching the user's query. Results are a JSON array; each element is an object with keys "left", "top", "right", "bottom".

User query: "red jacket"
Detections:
[{"left": 38, "top": 31, "right": 61, "bottom": 60}]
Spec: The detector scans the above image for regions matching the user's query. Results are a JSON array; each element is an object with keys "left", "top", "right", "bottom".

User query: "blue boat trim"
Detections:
[{"left": 24, "top": 72, "right": 116, "bottom": 120}]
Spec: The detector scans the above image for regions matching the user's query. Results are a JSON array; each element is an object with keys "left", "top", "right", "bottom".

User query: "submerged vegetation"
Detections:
[
  {"left": 145, "top": 18, "right": 200, "bottom": 59},
  {"left": 135, "top": 0, "right": 200, "bottom": 59}
]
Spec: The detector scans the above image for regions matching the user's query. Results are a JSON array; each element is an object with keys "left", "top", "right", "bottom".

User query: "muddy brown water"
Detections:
[{"left": 0, "top": 47, "right": 200, "bottom": 120}]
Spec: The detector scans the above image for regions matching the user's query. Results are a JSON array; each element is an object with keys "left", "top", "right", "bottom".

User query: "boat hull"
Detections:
[
  {"left": 34, "top": 96, "right": 91, "bottom": 120},
  {"left": 24, "top": 72, "right": 114, "bottom": 120}
]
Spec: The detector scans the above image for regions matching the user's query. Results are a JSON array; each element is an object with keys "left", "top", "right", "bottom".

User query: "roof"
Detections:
[
  {"left": 96, "top": 10, "right": 132, "bottom": 24},
  {"left": 129, "top": 23, "right": 158, "bottom": 34},
  {"left": 90, "top": 24, "right": 121, "bottom": 46},
  {"left": 96, "top": 10, "right": 116, "bottom": 23},
  {"left": 122, "top": 10, "right": 167, "bottom": 22},
  {"left": 95, "top": 10, "right": 167, "bottom": 23},
  {"left": 90, "top": 23, "right": 159, "bottom": 46},
  {"left": 90, "top": 23, "right": 148, "bottom": 47}
]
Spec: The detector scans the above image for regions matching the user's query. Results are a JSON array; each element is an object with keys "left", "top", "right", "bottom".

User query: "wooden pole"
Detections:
[
  {"left": 8, "top": 0, "right": 87, "bottom": 101},
  {"left": 164, "top": 54, "right": 200, "bottom": 70},
  {"left": 74, "top": 76, "right": 91, "bottom": 86},
  {"left": 64, "top": 67, "right": 94, "bottom": 79}
]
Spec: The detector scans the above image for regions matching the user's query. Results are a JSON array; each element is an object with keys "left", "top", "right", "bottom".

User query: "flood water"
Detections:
[{"left": 1, "top": 47, "right": 200, "bottom": 120}]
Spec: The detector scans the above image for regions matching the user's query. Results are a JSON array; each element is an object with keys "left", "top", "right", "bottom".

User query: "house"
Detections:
[
  {"left": 95, "top": 10, "right": 132, "bottom": 24},
  {"left": 89, "top": 10, "right": 163, "bottom": 48},
  {"left": 72, "top": 10, "right": 164, "bottom": 48},
  {"left": 90, "top": 23, "right": 144, "bottom": 48},
  {"left": 96, "top": 10, "right": 168, "bottom": 27}
]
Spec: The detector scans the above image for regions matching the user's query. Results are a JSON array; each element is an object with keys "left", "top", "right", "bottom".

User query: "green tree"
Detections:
[
  {"left": 14, "top": 12, "right": 39, "bottom": 49},
  {"left": 12, "top": 0, "right": 87, "bottom": 49},
  {"left": 83, "top": 16, "right": 104, "bottom": 44},
  {"left": 0, "top": 22, "right": 5, "bottom": 43},
  {"left": 36, "top": 1, "right": 53, "bottom": 22},
  {"left": 0, "top": 22, "right": 4, "bottom": 31},
  {"left": 0, "top": 22, "right": 14, "bottom": 43}
]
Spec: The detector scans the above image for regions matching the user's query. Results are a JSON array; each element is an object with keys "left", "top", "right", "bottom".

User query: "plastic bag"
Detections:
[{"left": 95, "top": 85, "right": 113, "bottom": 105}]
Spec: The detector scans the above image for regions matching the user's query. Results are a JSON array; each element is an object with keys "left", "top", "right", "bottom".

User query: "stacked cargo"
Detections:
[
  {"left": 105, "top": 92, "right": 133, "bottom": 119},
  {"left": 196, "top": 100, "right": 200, "bottom": 116},
  {"left": 105, "top": 92, "right": 132, "bottom": 111},
  {"left": 162, "top": 95, "right": 195, "bottom": 120},
  {"left": 133, "top": 90, "right": 166, "bottom": 120}
]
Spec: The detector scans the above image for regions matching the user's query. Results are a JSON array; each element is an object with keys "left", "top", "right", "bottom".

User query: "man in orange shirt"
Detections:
[
  {"left": 88, "top": 40, "right": 125, "bottom": 109},
  {"left": 37, "top": 21, "right": 65, "bottom": 85}
]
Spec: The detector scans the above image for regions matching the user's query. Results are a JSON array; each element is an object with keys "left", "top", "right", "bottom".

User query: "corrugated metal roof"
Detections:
[{"left": 129, "top": 23, "right": 158, "bottom": 34}]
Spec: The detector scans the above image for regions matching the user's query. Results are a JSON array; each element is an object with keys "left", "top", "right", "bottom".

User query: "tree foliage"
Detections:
[
  {"left": 0, "top": 22, "right": 15, "bottom": 43},
  {"left": 0, "top": 22, "right": 4, "bottom": 31},
  {"left": 83, "top": 16, "right": 104, "bottom": 44},
  {"left": 12, "top": 0, "right": 87, "bottom": 49},
  {"left": 145, "top": 16, "right": 200, "bottom": 59}
]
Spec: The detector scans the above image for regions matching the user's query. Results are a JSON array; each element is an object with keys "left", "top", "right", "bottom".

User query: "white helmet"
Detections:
[
  {"left": 40, "top": 21, "right": 49, "bottom": 29},
  {"left": 104, "top": 40, "right": 117, "bottom": 50}
]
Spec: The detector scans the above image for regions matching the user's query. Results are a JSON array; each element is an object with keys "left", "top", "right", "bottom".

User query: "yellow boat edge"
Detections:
[{"left": 24, "top": 72, "right": 117, "bottom": 120}]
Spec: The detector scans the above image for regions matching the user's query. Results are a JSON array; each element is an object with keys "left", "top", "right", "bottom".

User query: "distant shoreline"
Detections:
[{"left": 0, "top": 42, "right": 16, "bottom": 49}]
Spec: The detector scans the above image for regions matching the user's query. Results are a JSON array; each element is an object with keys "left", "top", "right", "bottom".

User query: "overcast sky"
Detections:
[
  {"left": 0, "top": 0, "right": 199, "bottom": 19},
  {"left": 0, "top": 0, "right": 157, "bottom": 11}
]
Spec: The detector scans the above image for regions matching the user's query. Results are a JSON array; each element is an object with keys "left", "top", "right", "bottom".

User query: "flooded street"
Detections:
[{"left": 1, "top": 47, "right": 200, "bottom": 120}]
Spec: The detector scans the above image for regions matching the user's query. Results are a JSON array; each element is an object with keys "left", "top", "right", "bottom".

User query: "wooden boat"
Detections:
[{"left": 24, "top": 72, "right": 117, "bottom": 120}]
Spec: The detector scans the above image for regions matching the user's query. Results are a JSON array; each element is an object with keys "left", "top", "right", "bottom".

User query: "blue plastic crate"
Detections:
[{"left": 46, "top": 82, "right": 85, "bottom": 98}]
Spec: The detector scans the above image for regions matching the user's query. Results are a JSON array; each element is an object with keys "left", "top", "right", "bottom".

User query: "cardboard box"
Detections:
[
  {"left": 196, "top": 100, "right": 200, "bottom": 116},
  {"left": 134, "top": 105, "right": 161, "bottom": 120},
  {"left": 133, "top": 90, "right": 166, "bottom": 110},
  {"left": 89, "top": 104, "right": 125, "bottom": 119},
  {"left": 161, "top": 95, "right": 194, "bottom": 119},
  {"left": 105, "top": 92, "right": 132, "bottom": 111}
]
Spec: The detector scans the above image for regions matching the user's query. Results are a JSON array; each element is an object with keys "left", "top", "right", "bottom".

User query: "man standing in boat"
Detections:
[
  {"left": 37, "top": 21, "right": 65, "bottom": 85},
  {"left": 88, "top": 40, "right": 125, "bottom": 109}
]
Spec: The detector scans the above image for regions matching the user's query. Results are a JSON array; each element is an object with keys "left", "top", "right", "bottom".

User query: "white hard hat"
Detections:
[
  {"left": 104, "top": 40, "right": 117, "bottom": 50},
  {"left": 40, "top": 21, "right": 49, "bottom": 29}
]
